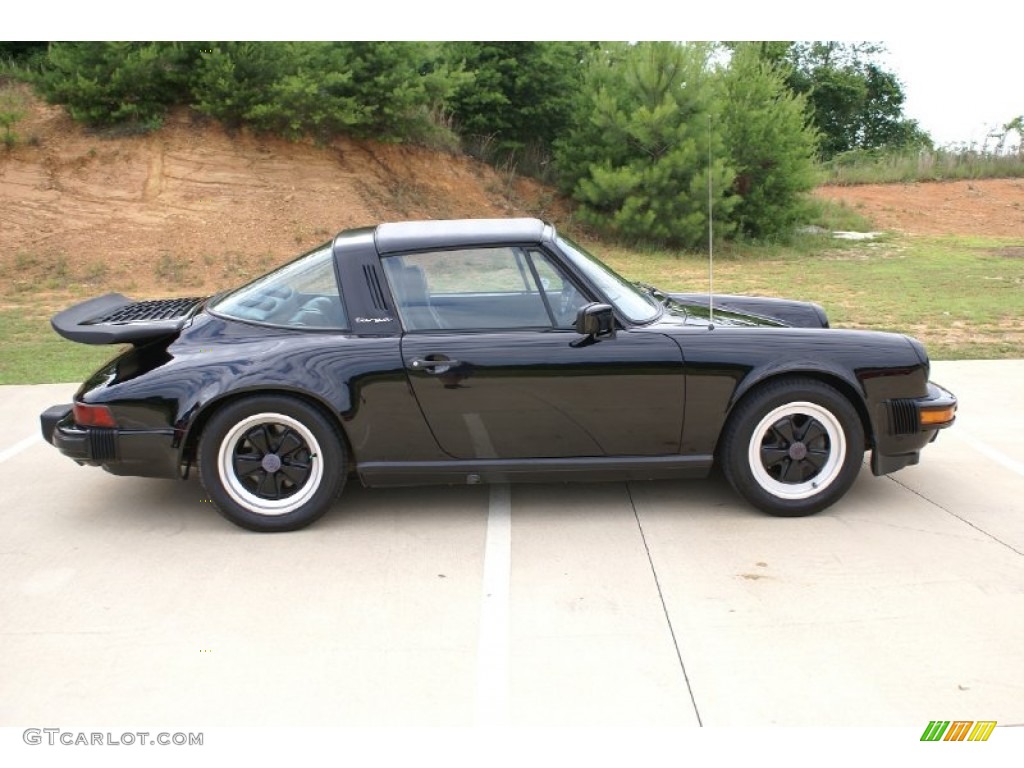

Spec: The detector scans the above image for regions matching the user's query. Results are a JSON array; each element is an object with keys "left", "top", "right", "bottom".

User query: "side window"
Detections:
[
  {"left": 382, "top": 247, "right": 554, "bottom": 331},
  {"left": 530, "top": 249, "right": 590, "bottom": 329},
  {"left": 211, "top": 243, "right": 348, "bottom": 329}
]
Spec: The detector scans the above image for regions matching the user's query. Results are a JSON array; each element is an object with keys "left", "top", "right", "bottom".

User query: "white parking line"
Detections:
[
  {"left": 954, "top": 430, "right": 1024, "bottom": 478},
  {"left": 0, "top": 433, "right": 41, "bottom": 464},
  {"left": 475, "top": 483, "right": 511, "bottom": 726}
]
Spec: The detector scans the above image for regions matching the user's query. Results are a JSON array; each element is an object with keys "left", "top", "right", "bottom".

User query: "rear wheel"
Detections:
[
  {"left": 720, "top": 379, "right": 864, "bottom": 517},
  {"left": 198, "top": 395, "right": 346, "bottom": 532}
]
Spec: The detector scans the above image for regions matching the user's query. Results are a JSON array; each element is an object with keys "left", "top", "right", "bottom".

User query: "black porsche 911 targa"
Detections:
[{"left": 41, "top": 218, "right": 956, "bottom": 531}]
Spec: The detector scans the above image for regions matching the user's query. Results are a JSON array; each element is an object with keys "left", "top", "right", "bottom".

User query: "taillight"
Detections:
[{"left": 73, "top": 402, "right": 117, "bottom": 428}]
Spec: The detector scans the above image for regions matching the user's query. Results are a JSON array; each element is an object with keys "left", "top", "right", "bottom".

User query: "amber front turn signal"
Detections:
[{"left": 920, "top": 405, "right": 956, "bottom": 426}]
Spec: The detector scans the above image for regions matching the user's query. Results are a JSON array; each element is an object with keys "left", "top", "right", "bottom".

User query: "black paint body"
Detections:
[{"left": 42, "top": 219, "right": 955, "bottom": 489}]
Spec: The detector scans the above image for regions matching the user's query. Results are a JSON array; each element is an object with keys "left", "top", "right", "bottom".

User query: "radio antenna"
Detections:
[{"left": 707, "top": 113, "right": 714, "bottom": 329}]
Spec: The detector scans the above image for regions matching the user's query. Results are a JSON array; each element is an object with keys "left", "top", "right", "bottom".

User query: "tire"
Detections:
[
  {"left": 198, "top": 395, "right": 346, "bottom": 532},
  {"left": 720, "top": 378, "right": 864, "bottom": 517}
]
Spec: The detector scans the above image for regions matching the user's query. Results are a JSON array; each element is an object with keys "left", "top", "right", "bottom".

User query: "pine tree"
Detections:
[
  {"left": 718, "top": 44, "right": 819, "bottom": 239},
  {"left": 36, "top": 42, "right": 197, "bottom": 128},
  {"left": 556, "top": 42, "right": 735, "bottom": 248}
]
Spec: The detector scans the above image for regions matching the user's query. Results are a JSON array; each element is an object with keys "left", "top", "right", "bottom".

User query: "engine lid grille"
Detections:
[{"left": 86, "top": 297, "right": 205, "bottom": 325}]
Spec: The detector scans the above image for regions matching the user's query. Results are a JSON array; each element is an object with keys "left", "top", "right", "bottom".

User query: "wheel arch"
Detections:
[
  {"left": 180, "top": 387, "right": 355, "bottom": 473},
  {"left": 723, "top": 369, "right": 874, "bottom": 456}
]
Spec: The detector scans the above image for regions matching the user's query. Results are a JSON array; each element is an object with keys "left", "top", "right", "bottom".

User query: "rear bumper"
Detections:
[
  {"left": 40, "top": 403, "right": 180, "bottom": 479},
  {"left": 871, "top": 381, "right": 957, "bottom": 476},
  {"left": 40, "top": 404, "right": 74, "bottom": 446}
]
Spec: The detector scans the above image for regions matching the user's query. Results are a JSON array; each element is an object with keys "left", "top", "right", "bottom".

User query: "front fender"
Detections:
[
  {"left": 675, "top": 327, "right": 926, "bottom": 457},
  {"left": 670, "top": 293, "right": 829, "bottom": 328},
  {"left": 729, "top": 358, "right": 865, "bottom": 411}
]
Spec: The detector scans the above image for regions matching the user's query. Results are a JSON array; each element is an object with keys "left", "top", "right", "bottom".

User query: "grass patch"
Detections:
[
  {"left": 1, "top": 232, "right": 1021, "bottom": 384},
  {"left": 153, "top": 252, "right": 204, "bottom": 288},
  {"left": 0, "top": 81, "right": 29, "bottom": 150},
  {"left": 800, "top": 196, "right": 875, "bottom": 233},
  {"left": 0, "top": 308, "right": 122, "bottom": 385},
  {"left": 820, "top": 147, "right": 1024, "bottom": 185},
  {"left": 597, "top": 232, "right": 1024, "bottom": 360}
]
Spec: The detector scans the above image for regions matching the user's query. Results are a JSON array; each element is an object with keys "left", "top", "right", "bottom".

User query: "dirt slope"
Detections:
[
  {"left": 814, "top": 179, "right": 1024, "bottom": 237},
  {"left": 2, "top": 93, "right": 1023, "bottom": 304},
  {"left": 0, "top": 98, "right": 564, "bottom": 300}
]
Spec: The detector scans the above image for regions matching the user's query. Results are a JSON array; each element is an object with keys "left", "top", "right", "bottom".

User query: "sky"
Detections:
[
  {"left": 10, "top": 2, "right": 1023, "bottom": 149},
  {"left": 882, "top": 40, "right": 1021, "bottom": 148}
]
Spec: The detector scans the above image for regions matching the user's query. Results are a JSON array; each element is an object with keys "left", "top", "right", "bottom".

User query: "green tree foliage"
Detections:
[
  {"left": 36, "top": 41, "right": 464, "bottom": 144},
  {"left": 780, "top": 42, "right": 931, "bottom": 157},
  {"left": 556, "top": 41, "right": 821, "bottom": 246},
  {"left": 340, "top": 41, "right": 467, "bottom": 143},
  {"left": 718, "top": 44, "right": 819, "bottom": 239},
  {"left": 239, "top": 41, "right": 463, "bottom": 143},
  {"left": 192, "top": 42, "right": 365, "bottom": 139},
  {"left": 0, "top": 42, "right": 48, "bottom": 66},
  {"left": 556, "top": 42, "right": 737, "bottom": 248},
  {"left": 445, "top": 42, "right": 592, "bottom": 156},
  {"left": 35, "top": 42, "right": 199, "bottom": 128},
  {"left": 190, "top": 42, "right": 290, "bottom": 129}
]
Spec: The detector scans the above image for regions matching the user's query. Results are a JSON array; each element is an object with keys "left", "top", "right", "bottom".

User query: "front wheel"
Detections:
[
  {"left": 720, "top": 379, "right": 865, "bottom": 517},
  {"left": 198, "top": 395, "right": 346, "bottom": 532}
]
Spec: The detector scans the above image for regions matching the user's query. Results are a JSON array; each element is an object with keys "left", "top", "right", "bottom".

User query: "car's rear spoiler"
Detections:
[{"left": 51, "top": 293, "right": 207, "bottom": 345}]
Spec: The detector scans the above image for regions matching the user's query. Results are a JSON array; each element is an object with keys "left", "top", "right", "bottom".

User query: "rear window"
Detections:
[{"left": 210, "top": 243, "right": 348, "bottom": 330}]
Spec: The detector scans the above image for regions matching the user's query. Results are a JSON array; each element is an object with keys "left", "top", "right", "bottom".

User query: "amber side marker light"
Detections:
[
  {"left": 920, "top": 405, "right": 956, "bottom": 427},
  {"left": 73, "top": 403, "right": 117, "bottom": 428}
]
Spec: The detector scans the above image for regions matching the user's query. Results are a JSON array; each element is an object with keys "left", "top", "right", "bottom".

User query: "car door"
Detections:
[{"left": 381, "top": 246, "right": 685, "bottom": 460}]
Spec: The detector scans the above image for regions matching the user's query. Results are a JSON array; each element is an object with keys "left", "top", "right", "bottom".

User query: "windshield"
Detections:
[
  {"left": 555, "top": 235, "right": 661, "bottom": 324},
  {"left": 209, "top": 243, "right": 348, "bottom": 329}
]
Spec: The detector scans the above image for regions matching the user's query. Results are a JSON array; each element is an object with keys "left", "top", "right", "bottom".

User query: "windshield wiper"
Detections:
[
  {"left": 629, "top": 281, "right": 671, "bottom": 321},
  {"left": 633, "top": 282, "right": 689, "bottom": 319}
]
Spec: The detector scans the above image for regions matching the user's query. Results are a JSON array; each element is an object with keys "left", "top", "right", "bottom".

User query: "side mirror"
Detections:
[{"left": 574, "top": 303, "right": 616, "bottom": 339}]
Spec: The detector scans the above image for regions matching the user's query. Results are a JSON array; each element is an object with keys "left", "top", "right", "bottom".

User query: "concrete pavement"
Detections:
[{"left": 1, "top": 362, "right": 1021, "bottom": 728}]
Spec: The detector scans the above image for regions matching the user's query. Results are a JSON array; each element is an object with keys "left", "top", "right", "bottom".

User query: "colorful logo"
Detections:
[{"left": 920, "top": 721, "right": 997, "bottom": 741}]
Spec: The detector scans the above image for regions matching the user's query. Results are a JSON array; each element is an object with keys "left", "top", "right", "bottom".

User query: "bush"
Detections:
[
  {"left": 191, "top": 42, "right": 464, "bottom": 144},
  {"left": 446, "top": 42, "right": 591, "bottom": 158},
  {"left": 30, "top": 42, "right": 464, "bottom": 145},
  {"left": 35, "top": 42, "right": 199, "bottom": 129},
  {"left": 190, "top": 42, "right": 289, "bottom": 129}
]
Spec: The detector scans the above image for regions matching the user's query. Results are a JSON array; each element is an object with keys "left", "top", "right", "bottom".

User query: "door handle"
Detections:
[{"left": 410, "top": 357, "right": 460, "bottom": 372}]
